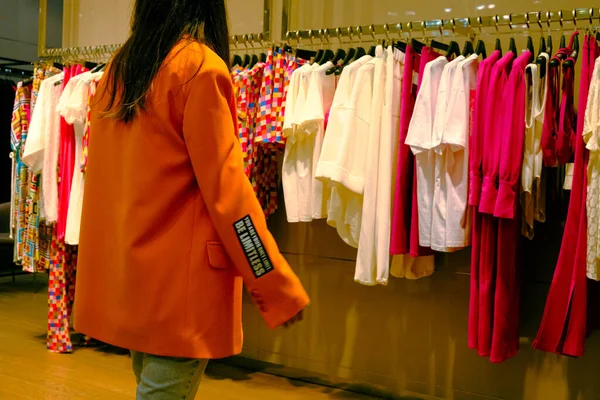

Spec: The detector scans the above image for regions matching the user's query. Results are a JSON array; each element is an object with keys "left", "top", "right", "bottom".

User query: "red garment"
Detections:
[
  {"left": 557, "top": 60, "right": 575, "bottom": 164},
  {"left": 57, "top": 65, "right": 85, "bottom": 241},
  {"left": 490, "top": 52, "right": 531, "bottom": 363},
  {"left": 534, "top": 35, "right": 597, "bottom": 357},
  {"left": 479, "top": 53, "right": 516, "bottom": 215},
  {"left": 541, "top": 48, "right": 570, "bottom": 167},
  {"left": 390, "top": 45, "right": 419, "bottom": 255},
  {"left": 477, "top": 52, "right": 515, "bottom": 357},
  {"left": 468, "top": 50, "right": 501, "bottom": 350}
]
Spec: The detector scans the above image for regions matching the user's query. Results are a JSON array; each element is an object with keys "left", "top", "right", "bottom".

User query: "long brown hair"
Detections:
[{"left": 104, "top": 0, "right": 231, "bottom": 123}]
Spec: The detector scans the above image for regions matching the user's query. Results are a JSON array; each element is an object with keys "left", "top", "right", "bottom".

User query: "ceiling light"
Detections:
[
  {"left": 476, "top": 5, "right": 485, "bottom": 10},
  {"left": 444, "top": 8, "right": 452, "bottom": 12},
  {"left": 405, "top": 10, "right": 416, "bottom": 16},
  {"left": 488, "top": 4, "right": 496, "bottom": 9}
]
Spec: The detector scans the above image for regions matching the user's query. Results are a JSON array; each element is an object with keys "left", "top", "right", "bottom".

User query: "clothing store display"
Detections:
[{"left": 7, "top": 6, "right": 600, "bottom": 368}]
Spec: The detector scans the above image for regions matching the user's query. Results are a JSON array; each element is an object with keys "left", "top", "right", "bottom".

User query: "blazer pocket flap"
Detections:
[{"left": 207, "top": 242, "right": 233, "bottom": 269}]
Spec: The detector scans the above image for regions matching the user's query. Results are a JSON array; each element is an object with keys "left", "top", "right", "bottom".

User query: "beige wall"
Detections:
[
  {"left": 65, "top": 0, "right": 269, "bottom": 47},
  {"left": 62, "top": 1, "right": 600, "bottom": 399}
]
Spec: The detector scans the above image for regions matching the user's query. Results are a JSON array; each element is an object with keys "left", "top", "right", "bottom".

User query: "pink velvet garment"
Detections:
[
  {"left": 490, "top": 51, "right": 531, "bottom": 363},
  {"left": 476, "top": 51, "right": 515, "bottom": 357},
  {"left": 534, "top": 35, "right": 598, "bottom": 357},
  {"left": 468, "top": 50, "right": 501, "bottom": 351},
  {"left": 57, "top": 64, "right": 84, "bottom": 241}
]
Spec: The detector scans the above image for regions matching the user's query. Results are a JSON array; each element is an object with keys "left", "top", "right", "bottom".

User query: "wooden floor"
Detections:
[{"left": 0, "top": 275, "right": 378, "bottom": 400}]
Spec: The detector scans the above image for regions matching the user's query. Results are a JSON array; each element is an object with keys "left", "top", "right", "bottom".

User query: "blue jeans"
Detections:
[{"left": 131, "top": 351, "right": 208, "bottom": 399}]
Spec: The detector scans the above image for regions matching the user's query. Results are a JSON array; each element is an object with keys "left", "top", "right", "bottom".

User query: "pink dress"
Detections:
[
  {"left": 477, "top": 51, "right": 515, "bottom": 357},
  {"left": 57, "top": 65, "right": 85, "bottom": 241},
  {"left": 534, "top": 35, "right": 598, "bottom": 357},
  {"left": 468, "top": 50, "right": 501, "bottom": 350},
  {"left": 490, "top": 51, "right": 531, "bottom": 363},
  {"left": 390, "top": 45, "right": 437, "bottom": 257},
  {"left": 391, "top": 44, "right": 420, "bottom": 255}
]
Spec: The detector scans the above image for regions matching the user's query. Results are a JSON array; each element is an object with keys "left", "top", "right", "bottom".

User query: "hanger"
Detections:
[
  {"left": 462, "top": 40, "right": 474, "bottom": 57},
  {"left": 320, "top": 29, "right": 336, "bottom": 64},
  {"left": 526, "top": 37, "right": 535, "bottom": 61},
  {"left": 347, "top": 27, "right": 366, "bottom": 63},
  {"left": 306, "top": 30, "right": 323, "bottom": 64},
  {"left": 331, "top": 28, "right": 347, "bottom": 65},
  {"left": 367, "top": 25, "right": 378, "bottom": 57},
  {"left": 257, "top": 34, "right": 267, "bottom": 64},
  {"left": 523, "top": 14, "right": 535, "bottom": 62},
  {"left": 446, "top": 19, "right": 461, "bottom": 59},
  {"left": 431, "top": 40, "right": 449, "bottom": 53},
  {"left": 248, "top": 36, "right": 259, "bottom": 68},
  {"left": 326, "top": 28, "right": 347, "bottom": 76},
  {"left": 492, "top": 15, "right": 502, "bottom": 56},
  {"left": 535, "top": 16, "right": 548, "bottom": 78},
  {"left": 292, "top": 31, "right": 317, "bottom": 61},
  {"left": 474, "top": 18, "right": 487, "bottom": 59},
  {"left": 231, "top": 36, "right": 243, "bottom": 67},
  {"left": 507, "top": 14, "right": 517, "bottom": 56},
  {"left": 564, "top": 30, "right": 580, "bottom": 69},
  {"left": 461, "top": 19, "right": 474, "bottom": 56}
]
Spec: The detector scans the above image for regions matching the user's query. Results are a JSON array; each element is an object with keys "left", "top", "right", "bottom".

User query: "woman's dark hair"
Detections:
[{"left": 105, "top": 0, "right": 230, "bottom": 123}]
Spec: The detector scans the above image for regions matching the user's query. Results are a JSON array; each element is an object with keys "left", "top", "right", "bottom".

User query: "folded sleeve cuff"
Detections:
[
  {"left": 494, "top": 180, "right": 518, "bottom": 219},
  {"left": 478, "top": 176, "right": 498, "bottom": 215}
]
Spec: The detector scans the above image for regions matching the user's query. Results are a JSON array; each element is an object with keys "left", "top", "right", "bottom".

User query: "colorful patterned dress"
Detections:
[{"left": 11, "top": 83, "right": 32, "bottom": 268}]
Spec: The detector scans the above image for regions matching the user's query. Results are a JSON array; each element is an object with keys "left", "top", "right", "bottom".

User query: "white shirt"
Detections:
[
  {"left": 282, "top": 62, "right": 333, "bottom": 222},
  {"left": 584, "top": 57, "right": 600, "bottom": 281},
  {"left": 316, "top": 55, "right": 372, "bottom": 247},
  {"left": 356, "top": 46, "right": 387, "bottom": 285},
  {"left": 23, "top": 72, "right": 64, "bottom": 222},
  {"left": 438, "top": 54, "right": 478, "bottom": 249},
  {"left": 61, "top": 71, "right": 103, "bottom": 245},
  {"left": 404, "top": 56, "right": 448, "bottom": 249},
  {"left": 429, "top": 55, "right": 466, "bottom": 252}
]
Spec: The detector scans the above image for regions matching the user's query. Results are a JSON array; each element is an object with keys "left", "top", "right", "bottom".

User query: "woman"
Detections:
[{"left": 73, "top": 1, "right": 309, "bottom": 398}]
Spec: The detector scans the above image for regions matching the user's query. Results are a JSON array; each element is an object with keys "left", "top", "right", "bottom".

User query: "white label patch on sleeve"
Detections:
[{"left": 233, "top": 215, "right": 274, "bottom": 278}]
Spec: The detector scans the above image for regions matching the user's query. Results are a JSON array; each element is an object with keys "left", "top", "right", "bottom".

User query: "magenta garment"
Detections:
[
  {"left": 469, "top": 51, "right": 501, "bottom": 208},
  {"left": 468, "top": 50, "right": 501, "bottom": 351},
  {"left": 556, "top": 59, "right": 576, "bottom": 165},
  {"left": 390, "top": 45, "right": 420, "bottom": 255},
  {"left": 541, "top": 47, "right": 570, "bottom": 167},
  {"left": 57, "top": 65, "right": 84, "bottom": 241},
  {"left": 477, "top": 52, "right": 515, "bottom": 357},
  {"left": 490, "top": 52, "right": 531, "bottom": 363},
  {"left": 534, "top": 35, "right": 598, "bottom": 357},
  {"left": 479, "top": 52, "right": 516, "bottom": 215},
  {"left": 390, "top": 45, "right": 437, "bottom": 257}
]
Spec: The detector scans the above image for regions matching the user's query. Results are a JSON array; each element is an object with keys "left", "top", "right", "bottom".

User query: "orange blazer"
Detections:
[{"left": 74, "top": 40, "right": 310, "bottom": 359}]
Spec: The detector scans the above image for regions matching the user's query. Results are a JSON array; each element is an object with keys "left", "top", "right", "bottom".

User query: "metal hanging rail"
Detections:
[
  {"left": 285, "top": 8, "right": 599, "bottom": 43},
  {"left": 39, "top": 33, "right": 272, "bottom": 61}
]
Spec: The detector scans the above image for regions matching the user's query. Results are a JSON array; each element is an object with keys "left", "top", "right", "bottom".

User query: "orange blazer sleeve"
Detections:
[{"left": 183, "top": 63, "right": 310, "bottom": 329}]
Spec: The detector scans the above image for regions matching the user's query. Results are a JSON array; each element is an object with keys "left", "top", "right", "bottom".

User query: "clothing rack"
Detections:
[
  {"left": 285, "top": 7, "right": 600, "bottom": 44},
  {"left": 40, "top": 33, "right": 272, "bottom": 62}
]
